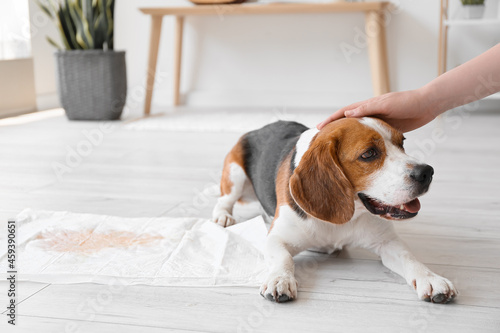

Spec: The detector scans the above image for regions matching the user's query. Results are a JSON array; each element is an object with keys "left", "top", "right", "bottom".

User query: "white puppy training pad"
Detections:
[{"left": 0, "top": 210, "right": 268, "bottom": 287}]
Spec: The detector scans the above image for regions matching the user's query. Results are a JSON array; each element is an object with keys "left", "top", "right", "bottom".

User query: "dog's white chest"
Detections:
[{"left": 273, "top": 202, "right": 381, "bottom": 251}]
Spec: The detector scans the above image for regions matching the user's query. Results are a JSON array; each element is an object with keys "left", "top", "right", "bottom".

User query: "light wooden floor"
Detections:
[{"left": 0, "top": 107, "right": 499, "bottom": 332}]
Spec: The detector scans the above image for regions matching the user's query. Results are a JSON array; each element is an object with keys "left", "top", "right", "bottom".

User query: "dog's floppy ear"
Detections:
[{"left": 289, "top": 138, "right": 355, "bottom": 224}]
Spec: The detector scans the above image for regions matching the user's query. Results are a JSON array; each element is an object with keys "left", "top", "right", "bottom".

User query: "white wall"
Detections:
[
  {"left": 28, "top": 0, "right": 61, "bottom": 110},
  {"left": 30, "top": 0, "right": 500, "bottom": 114},
  {"left": 447, "top": 0, "right": 500, "bottom": 69}
]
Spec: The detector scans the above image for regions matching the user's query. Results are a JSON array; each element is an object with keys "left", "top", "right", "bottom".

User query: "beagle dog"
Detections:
[{"left": 212, "top": 118, "right": 457, "bottom": 304}]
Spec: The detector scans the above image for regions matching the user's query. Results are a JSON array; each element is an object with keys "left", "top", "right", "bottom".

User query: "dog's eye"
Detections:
[{"left": 360, "top": 149, "right": 378, "bottom": 160}]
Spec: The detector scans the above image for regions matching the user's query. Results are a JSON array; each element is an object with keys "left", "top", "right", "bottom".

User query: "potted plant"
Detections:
[
  {"left": 461, "top": 0, "right": 485, "bottom": 19},
  {"left": 37, "top": 0, "right": 126, "bottom": 120}
]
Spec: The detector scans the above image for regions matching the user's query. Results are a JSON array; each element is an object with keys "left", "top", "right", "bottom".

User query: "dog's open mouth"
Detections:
[{"left": 358, "top": 193, "right": 420, "bottom": 220}]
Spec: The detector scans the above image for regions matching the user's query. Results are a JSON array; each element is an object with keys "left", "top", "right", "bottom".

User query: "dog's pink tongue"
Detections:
[{"left": 404, "top": 198, "right": 421, "bottom": 213}]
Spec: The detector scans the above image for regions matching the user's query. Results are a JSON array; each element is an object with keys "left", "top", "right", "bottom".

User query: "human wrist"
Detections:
[{"left": 416, "top": 84, "right": 446, "bottom": 119}]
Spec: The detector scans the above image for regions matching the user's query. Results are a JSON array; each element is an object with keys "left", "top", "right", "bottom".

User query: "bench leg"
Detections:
[
  {"left": 173, "top": 16, "right": 184, "bottom": 106},
  {"left": 438, "top": 0, "right": 449, "bottom": 76},
  {"left": 144, "top": 15, "right": 163, "bottom": 116},
  {"left": 365, "top": 10, "right": 390, "bottom": 96}
]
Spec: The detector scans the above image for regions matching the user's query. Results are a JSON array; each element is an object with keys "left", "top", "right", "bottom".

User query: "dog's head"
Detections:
[{"left": 290, "top": 117, "right": 433, "bottom": 224}]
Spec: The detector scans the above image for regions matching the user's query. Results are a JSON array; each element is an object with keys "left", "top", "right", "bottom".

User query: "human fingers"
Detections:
[
  {"left": 343, "top": 100, "right": 385, "bottom": 119},
  {"left": 316, "top": 99, "right": 371, "bottom": 129},
  {"left": 316, "top": 108, "right": 346, "bottom": 129}
]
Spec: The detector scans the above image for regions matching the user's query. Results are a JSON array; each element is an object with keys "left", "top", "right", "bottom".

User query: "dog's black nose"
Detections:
[{"left": 410, "top": 164, "right": 434, "bottom": 187}]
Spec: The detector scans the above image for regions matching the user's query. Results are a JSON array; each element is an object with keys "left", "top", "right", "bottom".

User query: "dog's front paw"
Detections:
[
  {"left": 411, "top": 273, "right": 457, "bottom": 304},
  {"left": 212, "top": 212, "right": 236, "bottom": 228},
  {"left": 260, "top": 272, "right": 298, "bottom": 303}
]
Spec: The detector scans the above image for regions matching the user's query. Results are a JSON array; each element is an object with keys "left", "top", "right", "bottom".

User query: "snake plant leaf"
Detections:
[
  {"left": 37, "top": 0, "right": 114, "bottom": 50},
  {"left": 99, "top": 0, "right": 109, "bottom": 50},
  {"left": 56, "top": 11, "right": 73, "bottom": 49},
  {"left": 73, "top": 0, "right": 94, "bottom": 49},
  {"left": 106, "top": 0, "right": 114, "bottom": 50},
  {"left": 36, "top": 0, "right": 71, "bottom": 49},
  {"left": 69, "top": 1, "right": 92, "bottom": 49},
  {"left": 92, "top": 0, "right": 100, "bottom": 19},
  {"left": 93, "top": 7, "right": 106, "bottom": 49},
  {"left": 46, "top": 36, "right": 62, "bottom": 49},
  {"left": 82, "top": 0, "right": 94, "bottom": 43},
  {"left": 35, "top": 0, "right": 54, "bottom": 19},
  {"left": 461, "top": 0, "right": 484, "bottom": 4},
  {"left": 98, "top": 0, "right": 114, "bottom": 50},
  {"left": 59, "top": 1, "right": 79, "bottom": 49},
  {"left": 69, "top": 0, "right": 85, "bottom": 48}
]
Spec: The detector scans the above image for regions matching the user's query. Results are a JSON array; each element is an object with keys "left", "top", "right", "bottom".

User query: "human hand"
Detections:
[{"left": 317, "top": 89, "right": 437, "bottom": 133}]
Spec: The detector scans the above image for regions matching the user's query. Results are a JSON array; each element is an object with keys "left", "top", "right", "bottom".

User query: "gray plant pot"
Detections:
[
  {"left": 463, "top": 4, "right": 485, "bottom": 19},
  {"left": 55, "top": 50, "right": 127, "bottom": 120}
]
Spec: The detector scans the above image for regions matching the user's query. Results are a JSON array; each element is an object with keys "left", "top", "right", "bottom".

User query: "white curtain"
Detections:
[{"left": 0, "top": 1, "right": 32, "bottom": 60}]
